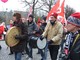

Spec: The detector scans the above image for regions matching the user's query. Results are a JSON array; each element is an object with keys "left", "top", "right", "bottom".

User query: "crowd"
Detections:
[{"left": 0, "top": 12, "right": 80, "bottom": 60}]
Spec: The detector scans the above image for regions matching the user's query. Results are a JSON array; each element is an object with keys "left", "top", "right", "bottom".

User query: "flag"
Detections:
[
  {"left": 57, "top": 0, "right": 67, "bottom": 24},
  {"left": 46, "top": 0, "right": 60, "bottom": 20},
  {"left": 28, "top": 6, "right": 33, "bottom": 17},
  {"left": 37, "top": 17, "right": 41, "bottom": 28},
  {"left": 47, "top": 0, "right": 67, "bottom": 24}
]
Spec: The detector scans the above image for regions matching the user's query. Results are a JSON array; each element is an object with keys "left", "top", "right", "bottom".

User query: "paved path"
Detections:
[{"left": 0, "top": 41, "right": 51, "bottom": 60}]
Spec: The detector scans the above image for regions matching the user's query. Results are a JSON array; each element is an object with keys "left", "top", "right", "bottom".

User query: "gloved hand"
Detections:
[
  {"left": 48, "top": 40, "right": 53, "bottom": 45},
  {"left": 15, "top": 35, "right": 21, "bottom": 40},
  {"left": 40, "top": 35, "right": 44, "bottom": 40}
]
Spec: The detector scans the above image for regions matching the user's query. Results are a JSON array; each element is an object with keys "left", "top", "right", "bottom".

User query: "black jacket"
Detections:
[
  {"left": 36, "top": 23, "right": 47, "bottom": 35},
  {"left": 11, "top": 21, "right": 28, "bottom": 52}
]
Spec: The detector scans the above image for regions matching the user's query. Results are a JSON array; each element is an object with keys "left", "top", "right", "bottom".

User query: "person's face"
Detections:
[
  {"left": 50, "top": 16, "right": 56, "bottom": 22},
  {"left": 28, "top": 17, "right": 33, "bottom": 22},
  {"left": 65, "top": 23, "right": 76, "bottom": 32},
  {"left": 22, "top": 18, "right": 26, "bottom": 23},
  {"left": 41, "top": 20, "right": 46, "bottom": 23},
  {"left": 10, "top": 20, "right": 13, "bottom": 24},
  {"left": 13, "top": 16, "right": 17, "bottom": 22}
]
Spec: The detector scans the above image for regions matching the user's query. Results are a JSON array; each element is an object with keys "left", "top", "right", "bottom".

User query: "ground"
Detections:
[{"left": 0, "top": 41, "right": 51, "bottom": 60}]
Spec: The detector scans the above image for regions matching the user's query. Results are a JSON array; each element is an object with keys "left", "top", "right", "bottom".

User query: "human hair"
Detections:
[
  {"left": 13, "top": 13, "right": 22, "bottom": 22},
  {"left": 29, "top": 15, "right": 33, "bottom": 19}
]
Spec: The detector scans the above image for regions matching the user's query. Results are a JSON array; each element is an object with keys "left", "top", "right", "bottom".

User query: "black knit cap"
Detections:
[
  {"left": 42, "top": 16, "right": 46, "bottom": 21},
  {"left": 29, "top": 14, "right": 33, "bottom": 19}
]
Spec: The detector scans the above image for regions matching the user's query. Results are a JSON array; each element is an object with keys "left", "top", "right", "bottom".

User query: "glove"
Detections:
[
  {"left": 15, "top": 35, "right": 21, "bottom": 40},
  {"left": 40, "top": 35, "right": 44, "bottom": 40},
  {"left": 48, "top": 40, "right": 53, "bottom": 45}
]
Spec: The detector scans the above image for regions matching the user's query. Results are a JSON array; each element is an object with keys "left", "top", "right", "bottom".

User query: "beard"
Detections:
[{"left": 50, "top": 20, "right": 56, "bottom": 25}]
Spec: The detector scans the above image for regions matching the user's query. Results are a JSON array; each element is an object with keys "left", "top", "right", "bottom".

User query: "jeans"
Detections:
[
  {"left": 25, "top": 42, "right": 29, "bottom": 55},
  {"left": 15, "top": 52, "right": 22, "bottom": 60},
  {"left": 29, "top": 46, "right": 33, "bottom": 58},
  {"left": 39, "top": 43, "right": 48, "bottom": 60}
]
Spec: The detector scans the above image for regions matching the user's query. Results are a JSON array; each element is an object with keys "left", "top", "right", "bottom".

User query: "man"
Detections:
[
  {"left": 28, "top": 15, "right": 38, "bottom": 60},
  {"left": 41, "top": 13, "right": 63, "bottom": 60},
  {"left": 65, "top": 12, "right": 80, "bottom": 60}
]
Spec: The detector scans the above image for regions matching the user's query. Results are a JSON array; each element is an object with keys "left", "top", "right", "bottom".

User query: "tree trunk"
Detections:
[
  {"left": 32, "top": 0, "right": 35, "bottom": 17},
  {"left": 49, "top": 0, "right": 52, "bottom": 12}
]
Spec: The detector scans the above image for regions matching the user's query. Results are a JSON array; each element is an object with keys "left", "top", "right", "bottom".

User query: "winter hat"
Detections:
[
  {"left": 51, "top": 12, "right": 58, "bottom": 18},
  {"left": 67, "top": 12, "right": 80, "bottom": 27},
  {"left": 29, "top": 15, "right": 33, "bottom": 19},
  {"left": 42, "top": 16, "right": 46, "bottom": 21}
]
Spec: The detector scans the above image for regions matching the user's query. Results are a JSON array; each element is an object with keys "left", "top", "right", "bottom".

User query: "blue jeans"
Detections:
[
  {"left": 15, "top": 52, "right": 22, "bottom": 60},
  {"left": 29, "top": 46, "right": 33, "bottom": 58},
  {"left": 39, "top": 43, "right": 48, "bottom": 60}
]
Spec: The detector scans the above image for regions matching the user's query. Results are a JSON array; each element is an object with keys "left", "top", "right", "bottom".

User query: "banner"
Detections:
[{"left": 47, "top": 0, "right": 67, "bottom": 24}]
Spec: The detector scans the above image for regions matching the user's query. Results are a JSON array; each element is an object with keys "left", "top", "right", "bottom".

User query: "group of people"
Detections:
[
  {"left": 7, "top": 13, "right": 47, "bottom": 60},
  {"left": 0, "top": 11, "right": 80, "bottom": 60}
]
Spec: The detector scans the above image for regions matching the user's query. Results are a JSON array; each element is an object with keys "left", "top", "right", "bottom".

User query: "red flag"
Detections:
[
  {"left": 46, "top": 0, "right": 60, "bottom": 20},
  {"left": 47, "top": 0, "right": 67, "bottom": 24},
  {"left": 37, "top": 17, "right": 41, "bottom": 28},
  {"left": 57, "top": 0, "right": 67, "bottom": 24}
]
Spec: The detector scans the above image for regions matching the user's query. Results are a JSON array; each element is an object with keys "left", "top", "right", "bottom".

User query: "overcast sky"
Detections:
[{"left": 0, "top": 0, "right": 80, "bottom": 12}]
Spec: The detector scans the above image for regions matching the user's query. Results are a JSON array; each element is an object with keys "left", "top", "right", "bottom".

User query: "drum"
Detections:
[
  {"left": 5, "top": 26, "right": 21, "bottom": 47},
  {"left": 29, "top": 36, "right": 47, "bottom": 49},
  {"left": 29, "top": 36, "right": 38, "bottom": 48},
  {"left": 37, "top": 38, "right": 47, "bottom": 50}
]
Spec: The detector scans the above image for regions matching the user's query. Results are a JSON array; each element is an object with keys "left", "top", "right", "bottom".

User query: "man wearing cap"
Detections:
[
  {"left": 28, "top": 15, "right": 38, "bottom": 60},
  {"left": 65, "top": 12, "right": 80, "bottom": 60},
  {"left": 41, "top": 13, "right": 63, "bottom": 60}
]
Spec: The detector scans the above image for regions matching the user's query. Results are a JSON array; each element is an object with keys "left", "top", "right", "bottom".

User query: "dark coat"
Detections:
[
  {"left": 57, "top": 31, "right": 80, "bottom": 60},
  {"left": 39, "top": 23, "right": 47, "bottom": 35},
  {"left": 11, "top": 21, "right": 28, "bottom": 53},
  {"left": 27, "top": 21, "right": 38, "bottom": 48},
  {"left": 69, "top": 31, "right": 80, "bottom": 60},
  {"left": 28, "top": 21, "right": 38, "bottom": 35}
]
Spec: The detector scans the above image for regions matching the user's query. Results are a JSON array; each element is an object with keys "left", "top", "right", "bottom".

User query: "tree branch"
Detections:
[
  {"left": 22, "top": 0, "right": 32, "bottom": 7},
  {"left": 35, "top": 0, "right": 38, "bottom": 4},
  {"left": 35, "top": 4, "right": 44, "bottom": 9},
  {"left": 39, "top": 8, "right": 49, "bottom": 12}
]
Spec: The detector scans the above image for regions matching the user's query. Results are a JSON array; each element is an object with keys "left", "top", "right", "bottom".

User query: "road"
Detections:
[{"left": 0, "top": 41, "right": 51, "bottom": 60}]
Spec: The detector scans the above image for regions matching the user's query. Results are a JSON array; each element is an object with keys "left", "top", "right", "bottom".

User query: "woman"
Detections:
[{"left": 11, "top": 13, "right": 28, "bottom": 60}]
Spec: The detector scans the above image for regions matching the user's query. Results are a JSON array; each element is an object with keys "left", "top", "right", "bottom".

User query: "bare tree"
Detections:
[
  {"left": 39, "top": 0, "right": 56, "bottom": 12},
  {"left": 65, "top": 5, "right": 75, "bottom": 19},
  {"left": 20, "top": 0, "right": 56, "bottom": 17},
  {"left": 21, "top": 0, "right": 40, "bottom": 17}
]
